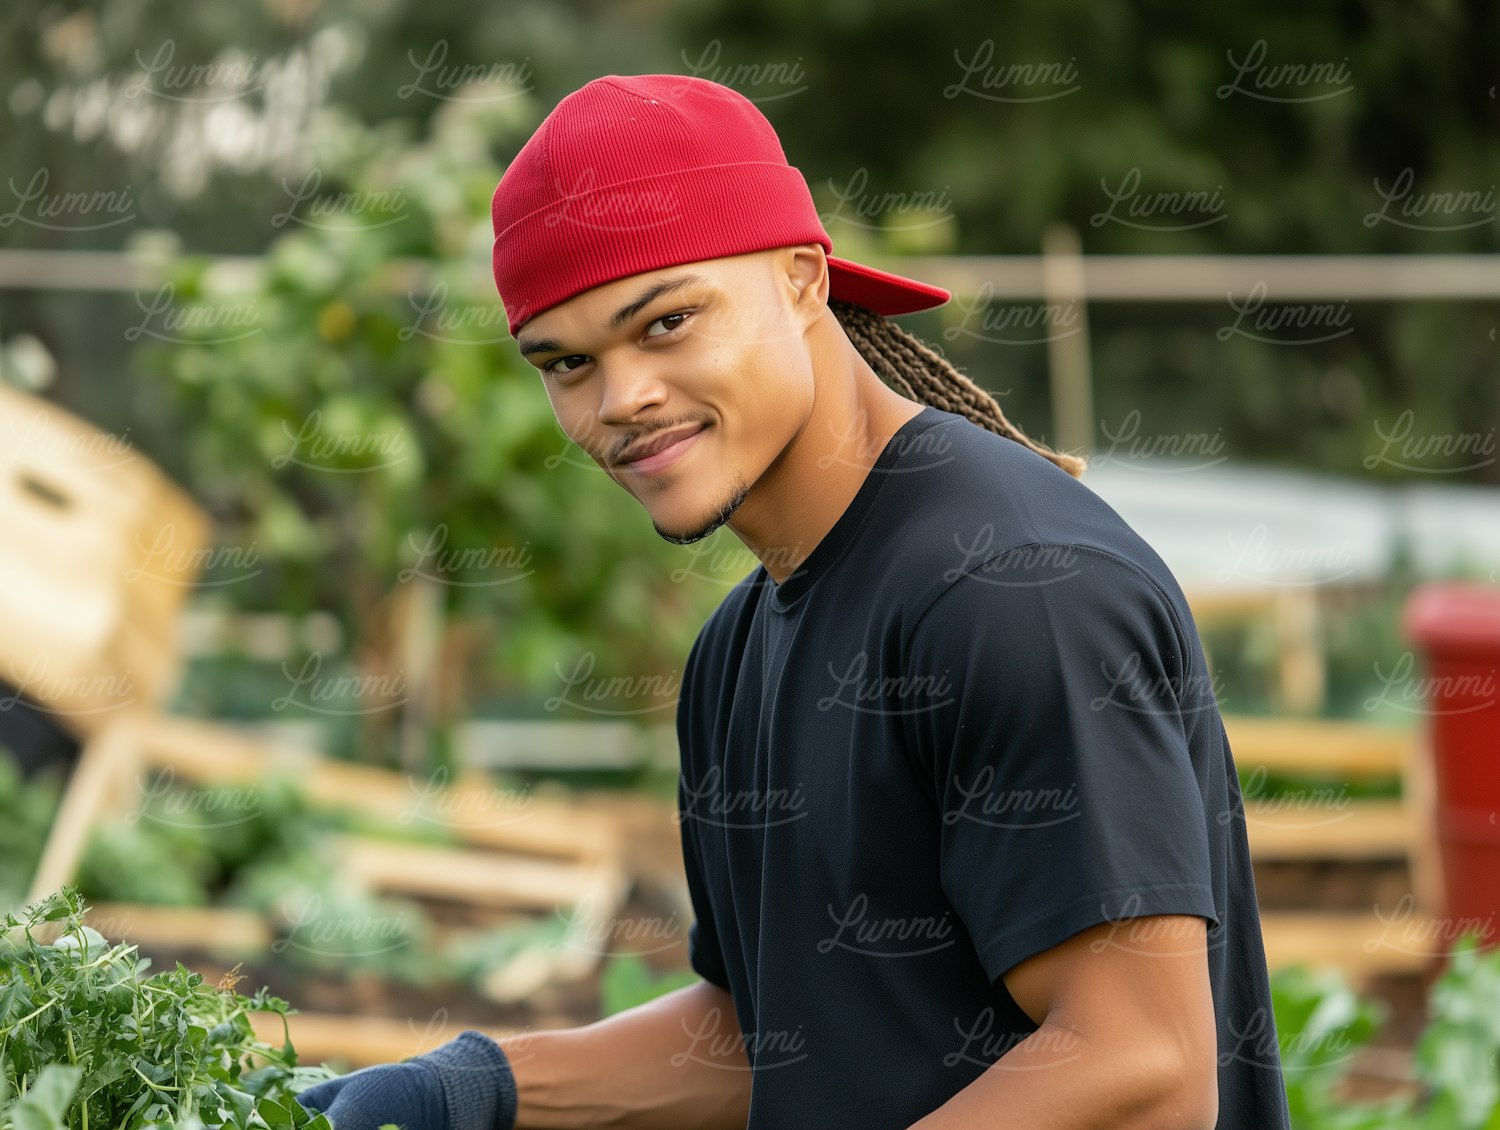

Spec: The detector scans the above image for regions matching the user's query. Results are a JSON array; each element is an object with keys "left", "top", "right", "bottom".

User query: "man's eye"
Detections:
[
  {"left": 544, "top": 354, "right": 589, "bottom": 376},
  {"left": 646, "top": 311, "right": 690, "bottom": 338}
]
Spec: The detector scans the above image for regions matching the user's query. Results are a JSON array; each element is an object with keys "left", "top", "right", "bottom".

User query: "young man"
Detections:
[{"left": 299, "top": 73, "right": 1292, "bottom": 1130}]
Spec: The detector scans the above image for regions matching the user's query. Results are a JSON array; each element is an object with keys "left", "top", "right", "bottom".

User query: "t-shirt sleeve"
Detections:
[
  {"left": 900, "top": 543, "right": 1220, "bottom": 986},
  {"left": 675, "top": 628, "right": 733, "bottom": 993},
  {"left": 678, "top": 770, "right": 733, "bottom": 992}
]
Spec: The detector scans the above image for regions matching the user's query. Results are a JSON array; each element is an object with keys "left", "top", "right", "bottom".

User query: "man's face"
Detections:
[{"left": 515, "top": 246, "right": 824, "bottom": 544}]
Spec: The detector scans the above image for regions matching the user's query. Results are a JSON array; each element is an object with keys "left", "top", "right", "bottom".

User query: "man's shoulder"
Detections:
[{"left": 878, "top": 424, "right": 1193, "bottom": 640}]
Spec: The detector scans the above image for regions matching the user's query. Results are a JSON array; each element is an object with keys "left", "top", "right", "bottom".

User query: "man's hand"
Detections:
[{"left": 295, "top": 1030, "right": 518, "bottom": 1130}]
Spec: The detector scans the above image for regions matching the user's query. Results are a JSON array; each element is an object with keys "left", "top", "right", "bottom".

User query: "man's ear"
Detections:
[{"left": 782, "top": 243, "right": 830, "bottom": 327}]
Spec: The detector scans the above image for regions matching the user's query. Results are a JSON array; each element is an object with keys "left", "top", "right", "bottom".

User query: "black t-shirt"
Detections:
[{"left": 674, "top": 405, "right": 1292, "bottom": 1130}]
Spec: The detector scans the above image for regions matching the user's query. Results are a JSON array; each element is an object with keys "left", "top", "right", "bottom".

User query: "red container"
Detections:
[{"left": 1401, "top": 582, "right": 1500, "bottom": 961}]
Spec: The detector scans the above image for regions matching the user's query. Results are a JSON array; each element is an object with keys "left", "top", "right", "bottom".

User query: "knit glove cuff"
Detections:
[{"left": 420, "top": 1029, "right": 519, "bottom": 1130}]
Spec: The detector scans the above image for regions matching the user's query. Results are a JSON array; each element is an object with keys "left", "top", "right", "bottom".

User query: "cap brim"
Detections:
[{"left": 826, "top": 255, "right": 950, "bottom": 316}]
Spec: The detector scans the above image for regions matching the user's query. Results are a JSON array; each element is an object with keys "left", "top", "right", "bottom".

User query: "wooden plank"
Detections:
[
  {"left": 1260, "top": 912, "right": 1440, "bottom": 977},
  {"left": 481, "top": 863, "right": 633, "bottom": 1002},
  {"left": 27, "top": 716, "right": 143, "bottom": 902},
  {"left": 1223, "top": 714, "right": 1411, "bottom": 777},
  {"left": 1184, "top": 589, "right": 1280, "bottom": 623},
  {"left": 82, "top": 902, "right": 271, "bottom": 952},
  {"left": 335, "top": 835, "right": 603, "bottom": 909},
  {"left": 1400, "top": 735, "right": 1446, "bottom": 916},
  {"left": 134, "top": 714, "right": 622, "bottom": 861},
  {"left": 247, "top": 1011, "right": 524, "bottom": 1069},
  {"left": 1243, "top": 799, "right": 1413, "bottom": 860}
]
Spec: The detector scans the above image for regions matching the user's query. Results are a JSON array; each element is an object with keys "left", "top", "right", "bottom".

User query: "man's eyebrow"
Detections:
[
  {"left": 517, "top": 273, "right": 707, "bottom": 358},
  {"left": 607, "top": 273, "right": 707, "bottom": 330}
]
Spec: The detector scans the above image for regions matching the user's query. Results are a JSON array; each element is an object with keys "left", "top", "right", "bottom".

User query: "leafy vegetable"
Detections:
[
  {"left": 0, "top": 887, "right": 336, "bottom": 1130},
  {"left": 1272, "top": 929, "right": 1500, "bottom": 1129},
  {"left": 0, "top": 753, "right": 62, "bottom": 909}
]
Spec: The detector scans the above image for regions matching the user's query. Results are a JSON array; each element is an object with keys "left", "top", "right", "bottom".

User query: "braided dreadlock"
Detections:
[{"left": 830, "top": 299, "right": 1087, "bottom": 479}]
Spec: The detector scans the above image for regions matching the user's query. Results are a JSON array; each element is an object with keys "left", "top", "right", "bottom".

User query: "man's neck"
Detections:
[{"left": 728, "top": 363, "right": 924, "bottom": 586}]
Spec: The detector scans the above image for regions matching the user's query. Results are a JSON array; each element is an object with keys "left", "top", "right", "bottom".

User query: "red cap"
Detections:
[{"left": 490, "top": 73, "right": 950, "bottom": 337}]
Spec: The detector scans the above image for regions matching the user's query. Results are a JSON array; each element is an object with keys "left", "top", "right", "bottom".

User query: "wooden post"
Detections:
[
  {"left": 27, "top": 715, "right": 142, "bottom": 903},
  {"left": 1040, "top": 224, "right": 1095, "bottom": 459}
]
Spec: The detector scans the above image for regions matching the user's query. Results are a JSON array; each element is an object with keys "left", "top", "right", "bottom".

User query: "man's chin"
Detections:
[{"left": 649, "top": 478, "right": 751, "bottom": 546}]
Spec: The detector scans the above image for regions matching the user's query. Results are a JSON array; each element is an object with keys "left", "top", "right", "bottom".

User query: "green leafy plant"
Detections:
[
  {"left": 1271, "top": 930, "right": 1500, "bottom": 1129},
  {"left": 598, "top": 951, "right": 698, "bottom": 1019},
  {"left": 0, "top": 887, "right": 336, "bottom": 1129},
  {"left": 0, "top": 753, "right": 63, "bottom": 909}
]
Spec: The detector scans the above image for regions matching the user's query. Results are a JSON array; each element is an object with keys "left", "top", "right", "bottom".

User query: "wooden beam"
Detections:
[
  {"left": 1244, "top": 799, "right": 1413, "bottom": 860},
  {"left": 7, "top": 249, "right": 1500, "bottom": 301},
  {"left": 1260, "top": 911, "right": 1441, "bottom": 978},
  {"left": 335, "top": 835, "right": 605, "bottom": 909},
  {"left": 82, "top": 902, "right": 271, "bottom": 952},
  {"left": 134, "top": 714, "right": 622, "bottom": 861},
  {"left": 895, "top": 254, "right": 1500, "bottom": 301},
  {"left": 1222, "top": 715, "right": 1411, "bottom": 777},
  {"left": 247, "top": 1011, "right": 525, "bottom": 1070},
  {"left": 27, "top": 716, "right": 143, "bottom": 903}
]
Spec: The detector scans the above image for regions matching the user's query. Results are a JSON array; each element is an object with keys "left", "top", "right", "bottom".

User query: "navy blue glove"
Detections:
[{"left": 295, "top": 1029, "right": 518, "bottom": 1130}]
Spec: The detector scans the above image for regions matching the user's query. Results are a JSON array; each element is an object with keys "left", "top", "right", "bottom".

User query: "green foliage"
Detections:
[
  {"left": 126, "top": 90, "right": 742, "bottom": 758},
  {"left": 0, "top": 748, "right": 566, "bottom": 993},
  {"left": 1272, "top": 930, "right": 1500, "bottom": 1129},
  {"left": 0, "top": 887, "right": 336, "bottom": 1130},
  {"left": 0, "top": 755, "right": 61, "bottom": 910},
  {"left": 598, "top": 951, "right": 699, "bottom": 1018}
]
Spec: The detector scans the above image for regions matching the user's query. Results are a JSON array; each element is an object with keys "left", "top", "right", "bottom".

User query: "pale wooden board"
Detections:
[
  {"left": 133, "top": 713, "right": 622, "bottom": 862},
  {"left": 26, "top": 715, "right": 144, "bottom": 903},
  {"left": 1260, "top": 911, "right": 1441, "bottom": 978},
  {"left": 1223, "top": 714, "right": 1411, "bottom": 778},
  {"left": 335, "top": 834, "right": 605, "bottom": 909},
  {"left": 247, "top": 1011, "right": 525, "bottom": 1069},
  {"left": 81, "top": 902, "right": 271, "bottom": 952},
  {"left": 1243, "top": 799, "right": 1413, "bottom": 860}
]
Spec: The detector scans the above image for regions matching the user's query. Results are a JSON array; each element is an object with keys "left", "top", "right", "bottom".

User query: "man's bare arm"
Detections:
[
  {"left": 499, "top": 978, "right": 752, "bottom": 1130},
  {"left": 907, "top": 915, "right": 1219, "bottom": 1130}
]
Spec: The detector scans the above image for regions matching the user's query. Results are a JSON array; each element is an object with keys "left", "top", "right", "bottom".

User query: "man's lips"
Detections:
[{"left": 615, "top": 423, "right": 709, "bottom": 466}]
